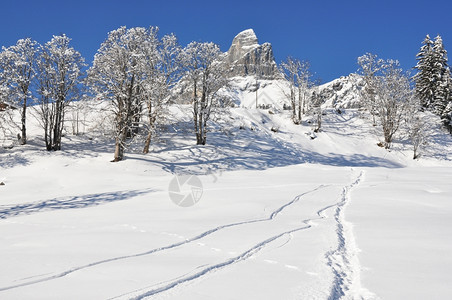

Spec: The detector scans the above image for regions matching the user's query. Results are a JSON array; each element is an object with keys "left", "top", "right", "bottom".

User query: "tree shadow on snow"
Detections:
[
  {"left": 0, "top": 152, "right": 30, "bottom": 169},
  {"left": 129, "top": 124, "right": 403, "bottom": 176},
  {"left": 0, "top": 189, "right": 154, "bottom": 219},
  {"left": 424, "top": 127, "right": 452, "bottom": 161},
  {"left": 0, "top": 135, "right": 113, "bottom": 169},
  {"left": 302, "top": 152, "right": 403, "bottom": 168}
]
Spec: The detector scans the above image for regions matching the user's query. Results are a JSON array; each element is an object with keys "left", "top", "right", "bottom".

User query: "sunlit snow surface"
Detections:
[{"left": 1, "top": 84, "right": 451, "bottom": 299}]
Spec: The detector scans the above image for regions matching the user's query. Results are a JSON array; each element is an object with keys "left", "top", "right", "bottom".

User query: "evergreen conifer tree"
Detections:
[
  {"left": 431, "top": 35, "right": 451, "bottom": 115},
  {"left": 414, "top": 35, "right": 435, "bottom": 108},
  {"left": 414, "top": 34, "right": 452, "bottom": 120}
]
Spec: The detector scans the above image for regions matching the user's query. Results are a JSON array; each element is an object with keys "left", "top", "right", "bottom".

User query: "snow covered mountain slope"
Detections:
[
  {"left": 1, "top": 88, "right": 452, "bottom": 299},
  {"left": 317, "top": 73, "right": 364, "bottom": 109},
  {"left": 227, "top": 72, "right": 364, "bottom": 110},
  {"left": 228, "top": 76, "right": 289, "bottom": 109}
]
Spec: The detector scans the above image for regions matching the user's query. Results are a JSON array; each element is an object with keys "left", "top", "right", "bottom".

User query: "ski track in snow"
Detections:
[
  {"left": 112, "top": 172, "right": 370, "bottom": 299},
  {"left": 325, "top": 171, "right": 377, "bottom": 300},
  {"left": 1, "top": 170, "right": 377, "bottom": 299},
  {"left": 124, "top": 225, "right": 313, "bottom": 300},
  {"left": 0, "top": 185, "right": 326, "bottom": 293}
]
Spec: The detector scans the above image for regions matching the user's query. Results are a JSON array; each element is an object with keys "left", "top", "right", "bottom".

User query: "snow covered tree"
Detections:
[
  {"left": 358, "top": 53, "right": 384, "bottom": 126},
  {"left": 310, "top": 86, "right": 322, "bottom": 133},
  {"left": 296, "top": 61, "right": 312, "bottom": 121},
  {"left": 68, "top": 95, "right": 92, "bottom": 136},
  {"left": 280, "top": 57, "right": 312, "bottom": 124},
  {"left": 442, "top": 101, "right": 452, "bottom": 133},
  {"left": 405, "top": 95, "right": 428, "bottom": 159},
  {"left": 0, "top": 72, "right": 12, "bottom": 138},
  {"left": 414, "top": 34, "right": 451, "bottom": 116},
  {"left": 0, "top": 84, "right": 16, "bottom": 139},
  {"left": 35, "top": 34, "right": 85, "bottom": 151},
  {"left": 0, "top": 38, "right": 39, "bottom": 144},
  {"left": 181, "top": 41, "right": 229, "bottom": 145},
  {"left": 88, "top": 26, "right": 161, "bottom": 161},
  {"left": 374, "top": 60, "right": 411, "bottom": 148},
  {"left": 414, "top": 35, "right": 435, "bottom": 109},
  {"left": 280, "top": 57, "right": 298, "bottom": 122},
  {"left": 142, "top": 33, "right": 181, "bottom": 154},
  {"left": 431, "top": 35, "right": 452, "bottom": 116},
  {"left": 408, "top": 114, "right": 428, "bottom": 159},
  {"left": 359, "top": 54, "right": 412, "bottom": 148}
]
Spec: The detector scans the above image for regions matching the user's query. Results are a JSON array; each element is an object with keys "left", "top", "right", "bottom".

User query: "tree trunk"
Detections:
[
  {"left": 384, "top": 133, "right": 392, "bottom": 149},
  {"left": 315, "top": 111, "right": 322, "bottom": 132},
  {"left": 143, "top": 102, "right": 154, "bottom": 154},
  {"left": 197, "top": 90, "right": 206, "bottom": 145},
  {"left": 52, "top": 99, "right": 64, "bottom": 151},
  {"left": 20, "top": 100, "right": 27, "bottom": 145},
  {"left": 113, "top": 121, "right": 127, "bottom": 162},
  {"left": 197, "top": 111, "right": 203, "bottom": 145},
  {"left": 194, "top": 106, "right": 200, "bottom": 144},
  {"left": 44, "top": 124, "right": 50, "bottom": 150},
  {"left": 113, "top": 135, "right": 124, "bottom": 162},
  {"left": 202, "top": 114, "right": 208, "bottom": 145},
  {"left": 53, "top": 100, "right": 59, "bottom": 150},
  {"left": 193, "top": 80, "right": 202, "bottom": 145},
  {"left": 297, "top": 91, "right": 302, "bottom": 124},
  {"left": 143, "top": 131, "right": 152, "bottom": 154}
]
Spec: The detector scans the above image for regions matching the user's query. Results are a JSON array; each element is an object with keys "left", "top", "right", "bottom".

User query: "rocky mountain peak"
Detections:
[
  {"left": 224, "top": 29, "right": 279, "bottom": 79},
  {"left": 227, "top": 29, "right": 259, "bottom": 62}
]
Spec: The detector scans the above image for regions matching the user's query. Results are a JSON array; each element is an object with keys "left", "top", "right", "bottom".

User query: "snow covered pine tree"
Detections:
[{"left": 414, "top": 34, "right": 452, "bottom": 119}]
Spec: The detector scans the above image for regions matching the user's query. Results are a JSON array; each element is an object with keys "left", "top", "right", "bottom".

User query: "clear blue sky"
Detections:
[{"left": 1, "top": 0, "right": 451, "bottom": 82}]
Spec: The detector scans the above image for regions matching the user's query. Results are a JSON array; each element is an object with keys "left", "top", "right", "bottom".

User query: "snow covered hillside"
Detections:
[{"left": 1, "top": 83, "right": 452, "bottom": 299}]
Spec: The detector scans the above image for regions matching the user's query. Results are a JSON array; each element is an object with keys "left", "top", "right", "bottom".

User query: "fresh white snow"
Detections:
[{"left": 1, "top": 80, "right": 452, "bottom": 299}]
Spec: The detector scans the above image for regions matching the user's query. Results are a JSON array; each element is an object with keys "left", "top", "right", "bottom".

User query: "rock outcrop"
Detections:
[
  {"left": 224, "top": 29, "right": 279, "bottom": 79},
  {"left": 316, "top": 74, "right": 364, "bottom": 109}
]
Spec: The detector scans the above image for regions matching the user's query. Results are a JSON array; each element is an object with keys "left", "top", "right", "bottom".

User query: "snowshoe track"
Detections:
[{"left": 325, "top": 171, "right": 377, "bottom": 300}]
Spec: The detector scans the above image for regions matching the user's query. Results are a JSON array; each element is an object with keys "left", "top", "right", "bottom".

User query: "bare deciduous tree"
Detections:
[
  {"left": 373, "top": 59, "right": 411, "bottom": 148},
  {"left": 358, "top": 53, "right": 384, "bottom": 126},
  {"left": 310, "top": 86, "right": 323, "bottom": 133},
  {"left": 182, "top": 41, "right": 229, "bottom": 145},
  {"left": 35, "top": 34, "right": 85, "bottom": 151},
  {"left": 405, "top": 96, "right": 429, "bottom": 159},
  {"left": 142, "top": 33, "right": 181, "bottom": 154},
  {"left": 280, "top": 57, "right": 312, "bottom": 124},
  {"left": 0, "top": 38, "right": 39, "bottom": 145},
  {"left": 88, "top": 26, "right": 160, "bottom": 161}
]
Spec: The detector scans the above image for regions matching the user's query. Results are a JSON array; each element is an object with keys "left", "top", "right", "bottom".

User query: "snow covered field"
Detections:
[{"left": 1, "top": 97, "right": 452, "bottom": 299}]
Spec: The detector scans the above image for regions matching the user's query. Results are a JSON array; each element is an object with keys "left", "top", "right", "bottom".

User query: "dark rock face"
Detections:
[
  {"left": 224, "top": 29, "right": 279, "bottom": 79},
  {"left": 332, "top": 81, "right": 343, "bottom": 91}
]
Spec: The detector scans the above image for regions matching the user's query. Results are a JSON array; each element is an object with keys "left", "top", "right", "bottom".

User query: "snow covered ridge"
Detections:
[{"left": 226, "top": 73, "right": 364, "bottom": 110}]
